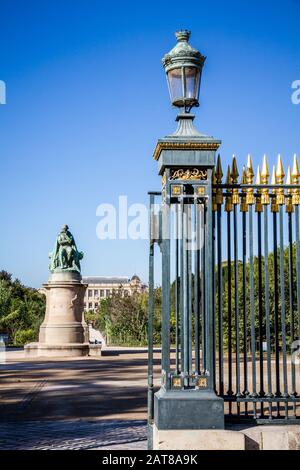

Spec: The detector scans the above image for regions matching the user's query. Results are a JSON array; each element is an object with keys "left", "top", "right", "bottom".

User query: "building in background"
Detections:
[{"left": 82, "top": 275, "right": 146, "bottom": 311}]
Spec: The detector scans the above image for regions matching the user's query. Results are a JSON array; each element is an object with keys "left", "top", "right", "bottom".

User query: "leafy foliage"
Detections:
[{"left": 0, "top": 270, "right": 45, "bottom": 345}]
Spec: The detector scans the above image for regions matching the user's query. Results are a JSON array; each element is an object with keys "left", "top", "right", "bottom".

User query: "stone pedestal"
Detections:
[
  {"left": 154, "top": 388, "right": 224, "bottom": 431},
  {"left": 25, "top": 271, "right": 93, "bottom": 357},
  {"left": 152, "top": 425, "right": 245, "bottom": 450},
  {"left": 152, "top": 424, "right": 300, "bottom": 450}
]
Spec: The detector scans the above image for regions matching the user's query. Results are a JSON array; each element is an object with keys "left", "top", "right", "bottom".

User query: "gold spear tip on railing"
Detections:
[
  {"left": 276, "top": 154, "right": 285, "bottom": 182},
  {"left": 256, "top": 165, "right": 261, "bottom": 185},
  {"left": 246, "top": 154, "right": 254, "bottom": 179},
  {"left": 261, "top": 154, "right": 269, "bottom": 181},
  {"left": 225, "top": 165, "right": 231, "bottom": 184},
  {"left": 215, "top": 154, "right": 223, "bottom": 182},
  {"left": 241, "top": 166, "right": 247, "bottom": 184},
  {"left": 292, "top": 153, "right": 300, "bottom": 180},
  {"left": 240, "top": 166, "right": 248, "bottom": 212},
  {"left": 231, "top": 155, "right": 239, "bottom": 182},
  {"left": 276, "top": 155, "right": 285, "bottom": 205},
  {"left": 292, "top": 154, "right": 300, "bottom": 205},
  {"left": 225, "top": 165, "right": 233, "bottom": 211},
  {"left": 271, "top": 165, "right": 276, "bottom": 185},
  {"left": 286, "top": 166, "right": 294, "bottom": 212},
  {"left": 255, "top": 165, "right": 263, "bottom": 212},
  {"left": 245, "top": 155, "right": 255, "bottom": 205},
  {"left": 260, "top": 156, "right": 270, "bottom": 205},
  {"left": 271, "top": 165, "right": 278, "bottom": 212},
  {"left": 286, "top": 166, "right": 292, "bottom": 185}
]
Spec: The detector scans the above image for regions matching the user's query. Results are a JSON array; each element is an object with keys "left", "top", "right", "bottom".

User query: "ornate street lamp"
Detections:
[
  {"left": 162, "top": 30, "right": 205, "bottom": 112},
  {"left": 148, "top": 31, "right": 224, "bottom": 450}
]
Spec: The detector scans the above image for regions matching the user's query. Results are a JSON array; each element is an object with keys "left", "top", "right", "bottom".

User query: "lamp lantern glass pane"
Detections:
[
  {"left": 167, "top": 65, "right": 201, "bottom": 110},
  {"left": 167, "top": 68, "right": 182, "bottom": 106},
  {"left": 184, "top": 66, "right": 200, "bottom": 101}
]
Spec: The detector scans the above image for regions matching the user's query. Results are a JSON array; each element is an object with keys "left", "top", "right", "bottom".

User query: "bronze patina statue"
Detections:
[{"left": 49, "top": 224, "right": 83, "bottom": 273}]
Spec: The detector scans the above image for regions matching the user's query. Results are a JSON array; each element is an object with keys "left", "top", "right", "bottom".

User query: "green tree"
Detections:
[{"left": 0, "top": 271, "right": 45, "bottom": 345}]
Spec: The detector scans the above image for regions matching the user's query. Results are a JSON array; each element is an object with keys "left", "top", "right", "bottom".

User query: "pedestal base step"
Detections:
[
  {"left": 152, "top": 424, "right": 300, "bottom": 450},
  {"left": 153, "top": 425, "right": 245, "bottom": 450},
  {"left": 24, "top": 342, "right": 94, "bottom": 358}
]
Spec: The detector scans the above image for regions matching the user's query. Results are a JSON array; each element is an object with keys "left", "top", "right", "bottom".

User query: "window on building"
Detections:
[
  {"left": 106, "top": 289, "right": 111, "bottom": 297},
  {"left": 94, "top": 302, "right": 98, "bottom": 308},
  {"left": 88, "top": 302, "right": 93, "bottom": 309},
  {"left": 88, "top": 289, "right": 92, "bottom": 297},
  {"left": 100, "top": 290, "right": 104, "bottom": 297},
  {"left": 94, "top": 290, "right": 99, "bottom": 298}
]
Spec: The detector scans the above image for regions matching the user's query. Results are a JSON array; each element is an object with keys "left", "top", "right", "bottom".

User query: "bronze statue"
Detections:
[{"left": 49, "top": 225, "right": 83, "bottom": 273}]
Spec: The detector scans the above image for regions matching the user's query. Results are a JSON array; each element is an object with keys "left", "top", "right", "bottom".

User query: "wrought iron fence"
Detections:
[
  {"left": 148, "top": 153, "right": 300, "bottom": 424},
  {"left": 213, "top": 154, "right": 300, "bottom": 423}
]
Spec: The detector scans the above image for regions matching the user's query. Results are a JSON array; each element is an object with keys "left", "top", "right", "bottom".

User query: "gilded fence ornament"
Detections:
[
  {"left": 271, "top": 165, "right": 278, "bottom": 213},
  {"left": 276, "top": 154, "right": 285, "bottom": 205},
  {"left": 231, "top": 155, "right": 240, "bottom": 205},
  {"left": 240, "top": 166, "right": 248, "bottom": 212},
  {"left": 255, "top": 165, "right": 263, "bottom": 213},
  {"left": 225, "top": 165, "right": 233, "bottom": 212},
  {"left": 246, "top": 154, "right": 255, "bottom": 205},
  {"left": 215, "top": 154, "right": 223, "bottom": 205},
  {"left": 285, "top": 166, "right": 294, "bottom": 213},
  {"left": 170, "top": 168, "right": 207, "bottom": 180},
  {"left": 261, "top": 154, "right": 270, "bottom": 205},
  {"left": 292, "top": 154, "right": 300, "bottom": 205}
]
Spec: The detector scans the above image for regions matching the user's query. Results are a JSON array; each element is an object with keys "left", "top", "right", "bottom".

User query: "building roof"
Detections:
[{"left": 82, "top": 276, "right": 131, "bottom": 285}]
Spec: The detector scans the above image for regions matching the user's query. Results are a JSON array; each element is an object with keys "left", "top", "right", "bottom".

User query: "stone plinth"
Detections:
[
  {"left": 153, "top": 425, "right": 245, "bottom": 450},
  {"left": 25, "top": 271, "right": 91, "bottom": 357},
  {"left": 152, "top": 424, "right": 300, "bottom": 450}
]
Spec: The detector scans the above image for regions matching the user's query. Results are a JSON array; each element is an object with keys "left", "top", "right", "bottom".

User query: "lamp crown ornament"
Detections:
[{"left": 175, "top": 29, "right": 191, "bottom": 42}]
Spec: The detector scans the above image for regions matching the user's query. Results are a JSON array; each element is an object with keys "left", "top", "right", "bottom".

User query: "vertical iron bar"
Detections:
[
  {"left": 183, "top": 202, "right": 189, "bottom": 382},
  {"left": 288, "top": 212, "right": 296, "bottom": 396},
  {"left": 188, "top": 204, "right": 193, "bottom": 374},
  {"left": 273, "top": 208, "right": 281, "bottom": 417},
  {"left": 212, "top": 209, "right": 216, "bottom": 391},
  {"left": 180, "top": 198, "right": 185, "bottom": 373},
  {"left": 206, "top": 177, "right": 215, "bottom": 390},
  {"left": 227, "top": 209, "right": 233, "bottom": 409},
  {"left": 217, "top": 206, "right": 224, "bottom": 396},
  {"left": 279, "top": 206, "right": 289, "bottom": 415},
  {"left": 194, "top": 201, "right": 200, "bottom": 374},
  {"left": 242, "top": 211, "right": 249, "bottom": 403},
  {"left": 147, "top": 194, "right": 155, "bottom": 429},
  {"left": 295, "top": 206, "right": 300, "bottom": 398},
  {"left": 161, "top": 179, "right": 171, "bottom": 390},
  {"left": 257, "top": 211, "right": 265, "bottom": 416},
  {"left": 288, "top": 211, "right": 296, "bottom": 419},
  {"left": 264, "top": 206, "right": 273, "bottom": 418},
  {"left": 175, "top": 203, "right": 179, "bottom": 374},
  {"left": 233, "top": 205, "right": 241, "bottom": 402},
  {"left": 249, "top": 205, "right": 257, "bottom": 417},
  {"left": 201, "top": 205, "right": 206, "bottom": 371}
]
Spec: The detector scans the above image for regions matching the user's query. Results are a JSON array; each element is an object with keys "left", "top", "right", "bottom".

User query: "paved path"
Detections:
[
  {"left": 0, "top": 419, "right": 147, "bottom": 450},
  {"left": 0, "top": 348, "right": 160, "bottom": 450}
]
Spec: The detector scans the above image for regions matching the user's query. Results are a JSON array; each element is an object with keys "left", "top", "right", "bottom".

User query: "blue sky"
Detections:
[{"left": 0, "top": 0, "right": 299, "bottom": 287}]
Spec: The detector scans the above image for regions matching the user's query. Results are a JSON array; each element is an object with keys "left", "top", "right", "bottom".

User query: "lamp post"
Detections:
[{"left": 149, "top": 30, "right": 224, "bottom": 449}]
